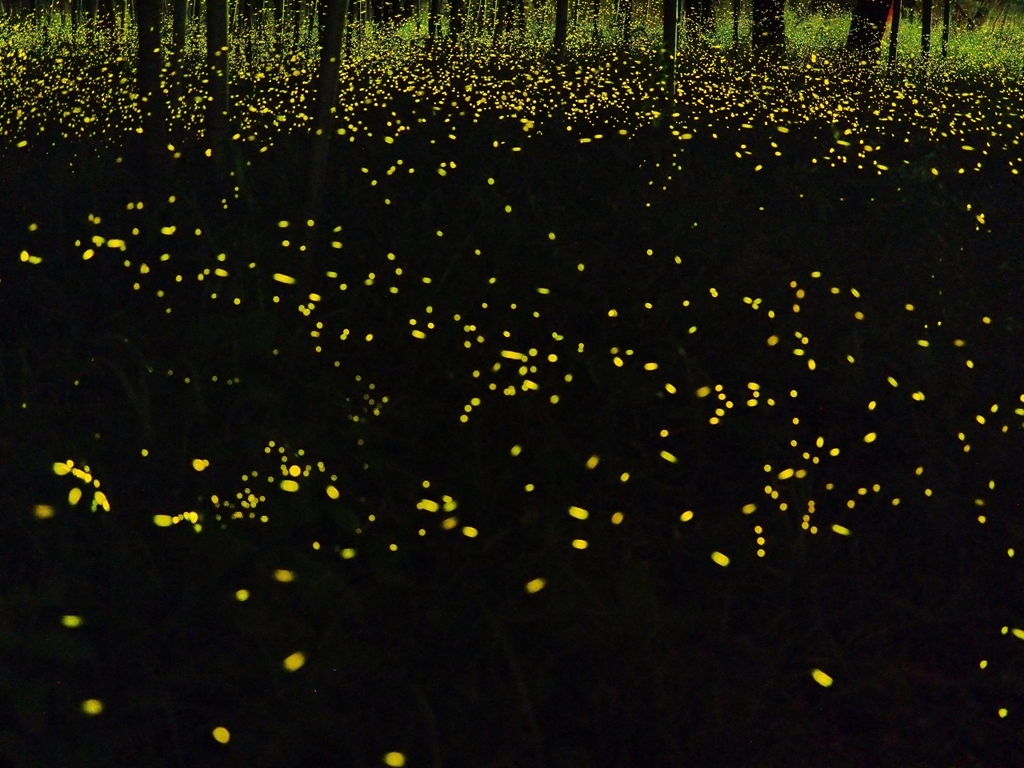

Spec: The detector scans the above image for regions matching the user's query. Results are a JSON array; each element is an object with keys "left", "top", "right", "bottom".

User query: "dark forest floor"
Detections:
[{"left": 1, "top": 73, "right": 1024, "bottom": 767}]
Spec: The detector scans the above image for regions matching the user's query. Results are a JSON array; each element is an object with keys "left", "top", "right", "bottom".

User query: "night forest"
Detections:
[{"left": 1, "top": 0, "right": 1024, "bottom": 764}]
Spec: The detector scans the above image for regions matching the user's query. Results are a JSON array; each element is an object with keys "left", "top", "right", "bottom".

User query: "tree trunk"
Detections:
[
  {"left": 450, "top": 0, "right": 465, "bottom": 40},
  {"left": 97, "top": 0, "right": 114, "bottom": 31},
  {"left": 683, "top": 0, "right": 713, "bottom": 39},
  {"left": 136, "top": 0, "right": 167, "bottom": 204},
  {"left": 303, "top": 0, "right": 349, "bottom": 287},
  {"left": 921, "top": 0, "right": 931, "bottom": 58},
  {"left": 751, "top": 0, "right": 784, "bottom": 55},
  {"left": 662, "top": 0, "right": 677, "bottom": 111},
  {"left": 169, "top": 0, "right": 188, "bottom": 142},
  {"left": 427, "top": 0, "right": 439, "bottom": 44},
  {"left": 493, "top": 0, "right": 513, "bottom": 45},
  {"left": 619, "top": 0, "right": 632, "bottom": 46},
  {"left": 472, "top": 0, "right": 484, "bottom": 36},
  {"left": 206, "top": 0, "right": 231, "bottom": 145},
  {"left": 137, "top": 0, "right": 166, "bottom": 147},
  {"left": 553, "top": 0, "right": 568, "bottom": 55},
  {"left": 845, "top": 0, "right": 891, "bottom": 61},
  {"left": 940, "top": 0, "right": 949, "bottom": 56},
  {"left": 313, "top": 0, "right": 347, "bottom": 132},
  {"left": 173, "top": 0, "right": 188, "bottom": 48},
  {"left": 886, "top": 0, "right": 900, "bottom": 68},
  {"left": 661, "top": 0, "right": 677, "bottom": 58}
]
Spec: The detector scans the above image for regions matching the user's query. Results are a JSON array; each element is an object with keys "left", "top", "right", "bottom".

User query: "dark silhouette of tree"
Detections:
[
  {"left": 554, "top": 0, "right": 569, "bottom": 56},
  {"left": 428, "top": 0, "right": 440, "bottom": 46},
  {"left": 95, "top": 0, "right": 115, "bottom": 32},
  {"left": 173, "top": 0, "right": 188, "bottom": 52},
  {"left": 846, "top": 0, "right": 892, "bottom": 61},
  {"left": 921, "top": 0, "right": 932, "bottom": 57},
  {"left": 662, "top": 0, "right": 679, "bottom": 63},
  {"left": 136, "top": 0, "right": 165, "bottom": 151},
  {"left": 619, "top": 0, "right": 634, "bottom": 47},
  {"left": 312, "top": 0, "right": 349, "bottom": 136},
  {"left": 304, "top": 0, "right": 350, "bottom": 286},
  {"left": 170, "top": 0, "right": 189, "bottom": 143},
  {"left": 450, "top": 0, "right": 466, "bottom": 41},
  {"left": 289, "top": 0, "right": 301, "bottom": 50},
  {"left": 941, "top": 0, "right": 950, "bottom": 56},
  {"left": 683, "top": 0, "right": 715, "bottom": 39},
  {"left": 372, "top": 0, "right": 415, "bottom": 25},
  {"left": 494, "top": 0, "right": 516, "bottom": 46},
  {"left": 751, "top": 0, "right": 785, "bottom": 57},
  {"left": 887, "top": 0, "right": 902, "bottom": 68},
  {"left": 206, "top": 0, "right": 231, "bottom": 146}
]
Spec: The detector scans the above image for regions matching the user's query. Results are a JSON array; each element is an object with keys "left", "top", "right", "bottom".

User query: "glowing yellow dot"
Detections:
[
  {"left": 741, "top": 504, "right": 756, "bottom": 514},
  {"left": 811, "top": 669, "right": 833, "bottom": 687},
  {"left": 864, "top": 432, "right": 877, "bottom": 443},
  {"left": 280, "top": 479, "right": 299, "bottom": 492},
  {"left": 273, "top": 569, "right": 295, "bottom": 582},
  {"left": 680, "top": 510, "right": 693, "bottom": 522},
  {"left": 235, "top": 589, "right": 249, "bottom": 601},
  {"left": 326, "top": 485, "right": 340, "bottom": 499},
  {"left": 384, "top": 751, "right": 407, "bottom": 767},
  {"left": 525, "top": 577, "right": 546, "bottom": 593},
  {"left": 283, "top": 651, "right": 306, "bottom": 671},
  {"left": 572, "top": 539, "right": 588, "bottom": 549},
  {"left": 569, "top": 506, "right": 589, "bottom": 520},
  {"left": 33, "top": 504, "right": 55, "bottom": 519},
  {"left": 81, "top": 699, "right": 104, "bottom": 715},
  {"left": 711, "top": 551, "right": 729, "bottom": 567},
  {"left": 212, "top": 726, "right": 231, "bottom": 743},
  {"left": 62, "top": 615, "right": 83, "bottom": 628}
]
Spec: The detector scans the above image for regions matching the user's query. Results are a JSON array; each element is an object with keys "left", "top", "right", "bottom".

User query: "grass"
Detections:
[{"left": 1, "top": 3, "right": 1024, "bottom": 767}]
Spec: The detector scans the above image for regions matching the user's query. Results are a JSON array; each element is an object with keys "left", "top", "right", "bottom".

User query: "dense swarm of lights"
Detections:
[{"left": 6, "top": 1, "right": 1024, "bottom": 759}]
